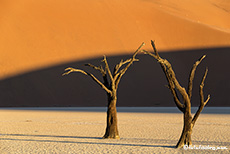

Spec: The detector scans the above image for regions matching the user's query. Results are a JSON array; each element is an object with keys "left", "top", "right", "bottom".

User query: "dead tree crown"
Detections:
[
  {"left": 63, "top": 42, "right": 144, "bottom": 95},
  {"left": 143, "top": 40, "right": 210, "bottom": 148},
  {"left": 63, "top": 42, "right": 145, "bottom": 139}
]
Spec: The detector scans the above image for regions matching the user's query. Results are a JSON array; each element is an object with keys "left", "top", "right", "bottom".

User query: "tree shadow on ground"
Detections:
[
  {"left": 2, "top": 133, "right": 229, "bottom": 147},
  {"left": 1, "top": 133, "right": 101, "bottom": 139},
  {"left": 1, "top": 134, "right": 175, "bottom": 148},
  {"left": 125, "top": 138, "right": 230, "bottom": 146}
]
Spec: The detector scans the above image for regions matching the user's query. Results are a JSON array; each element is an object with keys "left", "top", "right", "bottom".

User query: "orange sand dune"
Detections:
[{"left": 0, "top": 0, "right": 230, "bottom": 79}]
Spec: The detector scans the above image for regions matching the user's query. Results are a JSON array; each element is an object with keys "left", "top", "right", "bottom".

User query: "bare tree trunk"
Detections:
[
  {"left": 63, "top": 43, "right": 144, "bottom": 139},
  {"left": 176, "top": 108, "right": 193, "bottom": 148},
  {"left": 103, "top": 94, "right": 119, "bottom": 139},
  {"left": 142, "top": 40, "right": 210, "bottom": 148}
]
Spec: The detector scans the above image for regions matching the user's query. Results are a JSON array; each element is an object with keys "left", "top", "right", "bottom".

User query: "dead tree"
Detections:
[
  {"left": 143, "top": 40, "right": 210, "bottom": 148},
  {"left": 63, "top": 43, "right": 145, "bottom": 139}
]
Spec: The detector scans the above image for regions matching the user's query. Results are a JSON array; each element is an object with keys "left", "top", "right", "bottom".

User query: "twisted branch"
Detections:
[
  {"left": 113, "top": 58, "right": 139, "bottom": 76},
  {"left": 63, "top": 67, "right": 112, "bottom": 95},
  {"left": 85, "top": 63, "right": 106, "bottom": 76},
  {"left": 85, "top": 63, "right": 109, "bottom": 88},
  {"left": 114, "top": 42, "right": 145, "bottom": 89},
  {"left": 192, "top": 68, "right": 210, "bottom": 126},
  {"left": 142, "top": 41, "right": 185, "bottom": 112},
  {"left": 187, "top": 55, "right": 206, "bottom": 100},
  {"left": 102, "top": 55, "right": 114, "bottom": 81}
]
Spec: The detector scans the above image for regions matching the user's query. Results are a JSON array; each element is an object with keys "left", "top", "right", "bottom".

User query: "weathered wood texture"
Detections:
[
  {"left": 63, "top": 43, "right": 144, "bottom": 139},
  {"left": 143, "top": 40, "right": 210, "bottom": 148}
]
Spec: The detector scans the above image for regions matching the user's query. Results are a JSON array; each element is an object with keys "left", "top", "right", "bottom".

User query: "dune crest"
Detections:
[{"left": 148, "top": 0, "right": 230, "bottom": 33}]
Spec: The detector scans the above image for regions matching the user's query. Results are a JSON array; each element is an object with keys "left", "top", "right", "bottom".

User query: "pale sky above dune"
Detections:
[{"left": 0, "top": 0, "right": 230, "bottom": 79}]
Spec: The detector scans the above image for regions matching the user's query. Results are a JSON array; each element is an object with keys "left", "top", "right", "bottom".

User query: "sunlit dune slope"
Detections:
[{"left": 0, "top": 0, "right": 230, "bottom": 79}]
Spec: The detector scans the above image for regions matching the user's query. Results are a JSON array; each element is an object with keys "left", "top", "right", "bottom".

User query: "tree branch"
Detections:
[
  {"left": 170, "top": 86, "right": 185, "bottom": 113},
  {"left": 151, "top": 40, "right": 160, "bottom": 59},
  {"left": 159, "top": 59, "right": 185, "bottom": 112},
  {"left": 192, "top": 68, "right": 210, "bottom": 126},
  {"left": 187, "top": 55, "right": 206, "bottom": 100},
  {"left": 113, "top": 58, "right": 139, "bottom": 76},
  {"left": 142, "top": 41, "right": 185, "bottom": 112},
  {"left": 200, "top": 68, "right": 210, "bottom": 106},
  {"left": 85, "top": 63, "right": 110, "bottom": 88},
  {"left": 63, "top": 67, "right": 112, "bottom": 95},
  {"left": 162, "top": 59, "right": 188, "bottom": 111},
  {"left": 114, "top": 42, "right": 145, "bottom": 89},
  {"left": 102, "top": 55, "right": 114, "bottom": 81},
  {"left": 62, "top": 67, "right": 87, "bottom": 76},
  {"left": 85, "top": 63, "right": 106, "bottom": 76}
]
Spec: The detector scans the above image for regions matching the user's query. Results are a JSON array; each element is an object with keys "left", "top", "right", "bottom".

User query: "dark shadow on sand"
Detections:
[
  {"left": 0, "top": 138, "right": 174, "bottom": 148},
  {"left": 0, "top": 47, "right": 229, "bottom": 107},
  {"left": 2, "top": 134, "right": 229, "bottom": 147},
  {"left": 1, "top": 134, "right": 175, "bottom": 148},
  {"left": 125, "top": 138, "right": 230, "bottom": 146},
  {"left": 2, "top": 133, "right": 101, "bottom": 140}
]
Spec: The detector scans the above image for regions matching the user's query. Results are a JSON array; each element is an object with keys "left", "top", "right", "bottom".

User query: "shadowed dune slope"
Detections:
[
  {"left": 0, "top": 0, "right": 230, "bottom": 107},
  {"left": 0, "top": 47, "right": 229, "bottom": 107},
  {"left": 0, "top": 0, "right": 230, "bottom": 79}
]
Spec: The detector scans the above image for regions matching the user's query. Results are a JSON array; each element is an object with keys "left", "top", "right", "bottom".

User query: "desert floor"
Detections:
[{"left": 0, "top": 107, "right": 229, "bottom": 154}]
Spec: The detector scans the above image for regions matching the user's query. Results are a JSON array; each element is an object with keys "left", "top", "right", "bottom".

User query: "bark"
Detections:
[
  {"left": 176, "top": 108, "right": 193, "bottom": 148},
  {"left": 143, "top": 40, "right": 210, "bottom": 148},
  {"left": 103, "top": 94, "right": 120, "bottom": 139},
  {"left": 63, "top": 43, "right": 144, "bottom": 139}
]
